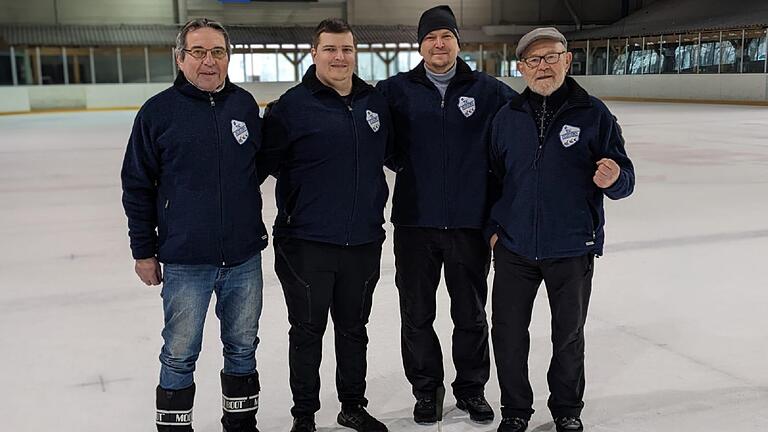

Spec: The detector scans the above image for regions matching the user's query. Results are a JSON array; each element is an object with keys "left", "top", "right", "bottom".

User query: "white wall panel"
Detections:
[
  {"left": 27, "top": 85, "right": 86, "bottom": 109},
  {"left": 0, "top": 87, "right": 31, "bottom": 112},
  {"left": 3, "top": 75, "right": 768, "bottom": 114}
]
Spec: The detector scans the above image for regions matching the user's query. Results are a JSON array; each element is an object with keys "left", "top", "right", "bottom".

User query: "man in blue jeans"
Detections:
[{"left": 121, "top": 18, "right": 268, "bottom": 432}]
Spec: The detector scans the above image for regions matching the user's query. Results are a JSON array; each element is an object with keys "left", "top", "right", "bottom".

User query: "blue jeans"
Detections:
[{"left": 158, "top": 253, "right": 263, "bottom": 390}]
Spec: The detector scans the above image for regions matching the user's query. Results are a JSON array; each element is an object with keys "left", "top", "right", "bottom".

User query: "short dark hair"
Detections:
[
  {"left": 175, "top": 18, "right": 232, "bottom": 60},
  {"left": 312, "top": 18, "right": 356, "bottom": 48}
]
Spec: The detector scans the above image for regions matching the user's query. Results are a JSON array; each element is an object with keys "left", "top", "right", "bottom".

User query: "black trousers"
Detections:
[
  {"left": 394, "top": 226, "right": 491, "bottom": 399},
  {"left": 274, "top": 237, "right": 382, "bottom": 417},
  {"left": 491, "top": 244, "right": 594, "bottom": 420}
]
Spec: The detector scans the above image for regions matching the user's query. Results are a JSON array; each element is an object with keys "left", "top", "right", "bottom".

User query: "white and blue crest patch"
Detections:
[
  {"left": 231, "top": 120, "right": 249, "bottom": 145},
  {"left": 559, "top": 124, "right": 580, "bottom": 147},
  {"left": 458, "top": 96, "right": 475, "bottom": 118},
  {"left": 366, "top": 110, "right": 380, "bottom": 132}
]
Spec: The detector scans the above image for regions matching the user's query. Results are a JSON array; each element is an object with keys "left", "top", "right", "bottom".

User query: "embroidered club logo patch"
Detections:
[
  {"left": 458, "top": 96, "right": 476, "bottom": 118},
  {"left": 366, "top": 110, "right": 380, "bottom": 132},
  {"left": 559, "top": 124, "right": 580, "bottom": 147},
  {"left": 231, "top": 120, "right": 249, "bottom": 145}
]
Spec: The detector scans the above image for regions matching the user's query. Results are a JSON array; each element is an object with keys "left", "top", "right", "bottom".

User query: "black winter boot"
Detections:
[
  {"left": 497, "top": 417, "right": 528, "bottom": 432},
  {"left": 413, "top": 395, "right": 437, "bottom": 424},
  {"left": 456, "top": 394, "right": 495, "bottom": 423},
  {"left": 554, "top": 417, "right": 583, "bottom": 432},
  {"left": 290, "top": 415, "right": 316, "bottom": 432},
  {"left": 156, "top": 383, "right": 195, "bottom": 432},
  {"left": 337, "top": 404, "right": 388, "bottom": 432},
  {"left": 221, "top": 371, "right": 261, "bottom": 432}
]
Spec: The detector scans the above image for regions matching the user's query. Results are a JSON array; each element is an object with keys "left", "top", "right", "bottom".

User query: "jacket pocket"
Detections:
[
  {"left": 275, "top": 242, "right": 312, "bottom": 322},
  {"left": 586, "top": 199, "right": 600, "bottom": 242},
  {"left": 359, "top": 267, "right": 380, "bottom": 321},
  {"left": 283, "top": 186, "right": 301, "bottom": 225},
  {"left": 157, "top": 194, "right": 169, "bottom": 243}
]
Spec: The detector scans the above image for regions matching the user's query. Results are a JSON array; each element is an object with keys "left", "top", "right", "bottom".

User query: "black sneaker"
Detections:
[
  {"left": 413, "top": 396, "right": 437, "bottom": 424},
  {"left": 497, "top": 417, "right": 528, "bottom": 432},
  {"left": 456, "top": 395, "right": 495, "bottom": 423},
  {"left": 290, "top": 415, "right": 316, "bottom": 432},
  {"left": 337, "top": 405, "right": 388, "bottom": 432},
  {"left": 554, "top": 417, "right": 583, "bottom": 432}
]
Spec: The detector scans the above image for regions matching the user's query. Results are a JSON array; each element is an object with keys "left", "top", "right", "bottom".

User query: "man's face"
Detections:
[
  {"left": 420, "top": 29, "right": 459, "bottom": 73},
  {"left": 517, "top": 39, "right": 572, "bottom": 96},
  {"left": 176, "top": 27, "right": 229, "bottom": 92},
  {"left": 311, "top": 31, "right": 356, "bottom": 87}
]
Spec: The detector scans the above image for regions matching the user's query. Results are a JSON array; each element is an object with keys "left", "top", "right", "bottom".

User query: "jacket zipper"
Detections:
[
  {"left": 210, "top": 93, "right": 226, "bottom": 266},
  {"left": 533, "top": 97, "right": 546, "bottom": 259},
  {"left": 532, "top": 97, "right": 576, "bottom": 260},
  {"left": 345, "top": 97, "right": 360, "bottom": 245},
  {"left": 441, "top": 96, "right": 449, "bottom": 229}
]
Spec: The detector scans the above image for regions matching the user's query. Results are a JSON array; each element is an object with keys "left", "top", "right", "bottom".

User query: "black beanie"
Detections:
[{"left": 417, "top": 5, "right": 460, "bottom": 45}]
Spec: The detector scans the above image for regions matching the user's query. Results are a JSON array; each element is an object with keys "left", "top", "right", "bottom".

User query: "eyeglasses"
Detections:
[
  {"left": 183, "top": 47, "right": 228, "bottom": 60},
  {"left": 520, "top": 51, "right": 566, "bottom": 68}
]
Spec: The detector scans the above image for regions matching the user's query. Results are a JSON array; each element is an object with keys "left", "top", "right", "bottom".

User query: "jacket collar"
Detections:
[
  {"left": 507, "top": 76, "right": 591, "bottom": 111},
  {"left": 407, "top": 57, "right": 476, "bottom": 87},
  {"left": 173, "top": 72, "right": 236, "bottom": 100},
  {"left": 301, "top": 64, "right": 372, "bottom": 98}
]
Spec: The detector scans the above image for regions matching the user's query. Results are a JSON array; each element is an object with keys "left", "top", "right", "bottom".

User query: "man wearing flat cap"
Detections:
[
  {"left": 486, "top": 27, "right": 635, "bottom": 432},
  {"left": 376, "top": 4, "right": 516, "bottom": 426}
]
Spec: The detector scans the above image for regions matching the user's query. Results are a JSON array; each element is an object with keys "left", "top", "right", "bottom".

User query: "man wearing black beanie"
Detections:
[
  {"left": 376, "top": 4, "right": 516, "bottom": 427},
  {"left": 417, "top": 5, "right": 460, "bottom": 46}
]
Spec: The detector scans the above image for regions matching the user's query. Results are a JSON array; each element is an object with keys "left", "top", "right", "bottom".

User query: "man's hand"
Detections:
[
  {"left": 490, "top": 233, "right": 498, "bottom": 250},
  {"left": 593, "top": 158, "right": 620, "bottom": 188},
  {"left": 135, "top": 257, "right": 162, "bottom": 286}
]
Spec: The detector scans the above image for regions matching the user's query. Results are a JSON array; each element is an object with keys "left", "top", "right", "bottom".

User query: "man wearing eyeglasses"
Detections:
[
  {"left": 122, "top": 18, "right": 266, "bottom": 432},
  {"left": 486, "top": 28, "right": 635, "bottom": 432}
]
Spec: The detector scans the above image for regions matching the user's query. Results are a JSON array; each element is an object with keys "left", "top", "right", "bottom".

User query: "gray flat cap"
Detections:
[{"left": 515, "top": 27, "right": 567, "bottom": 58}]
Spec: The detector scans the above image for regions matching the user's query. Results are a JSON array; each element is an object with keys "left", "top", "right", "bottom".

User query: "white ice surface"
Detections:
[{"left": 0, "top": 102, "right": 767, "bottom": 431}]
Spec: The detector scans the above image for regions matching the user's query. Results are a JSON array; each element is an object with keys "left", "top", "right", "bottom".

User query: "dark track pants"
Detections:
[
  {"left": 274, "top": 237, "right": 382, "bottom": 417},
  {"left": 394, "top": 227, "right": 491, "bottom": 399},
  {"left": 491, "top": 244, "right": 594, "bottom": 420}
]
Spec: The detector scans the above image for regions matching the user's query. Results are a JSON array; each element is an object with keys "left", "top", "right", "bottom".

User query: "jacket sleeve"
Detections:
[
  {"left": 382, "top": 104, "right": 397, "bottom": 169},
  {"left": 375, "top": 80, "right": 403, "bottom": 173},
  {"left": 600, "top": 112, "right": 635, "bottom": 200},
  {"left": 483, "top": 112, "right": 507, "bottom": 242},
  {"left": 121, "top": 112, "right": 160, "bottom": 260},
  {"left": 256, "top": 99, "right": 291, "bottom": 184}
]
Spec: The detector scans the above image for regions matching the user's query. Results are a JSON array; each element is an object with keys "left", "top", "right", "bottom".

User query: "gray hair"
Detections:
[{"left": 175, "top": 18, "right": 232, "bottom": 60}]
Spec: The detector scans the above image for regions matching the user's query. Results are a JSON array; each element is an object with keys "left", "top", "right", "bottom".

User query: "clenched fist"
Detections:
[{"left": 593, "top": 158, "right": 620, "bottom": 188}]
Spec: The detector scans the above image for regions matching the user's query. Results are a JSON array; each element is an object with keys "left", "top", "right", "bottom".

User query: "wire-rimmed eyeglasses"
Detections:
[
  {"left": 520, "top": 51, "right": 567, "bottom": 68},
  {"left": 183, "top": 47, "right": 228, "bottom": 60}
]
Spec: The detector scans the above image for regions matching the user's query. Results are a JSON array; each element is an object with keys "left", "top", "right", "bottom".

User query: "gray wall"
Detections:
[
  {"left": 0, "top": 0, "right": 346, "bottom": 26},
  {"left": 186, "top": 0, "right": 345, "bottom": 26},
  {"left": 0, "top": 0, "right": 660, "bottom": 27},
  {"left": 0, "top": 0, "right": 56, "bottom": 24},
  {"left": 0, "top": 0, "right": 176, "bottom": 25},
  {"left": 493, "top": 0, "right": 656, "bottom": 25},
  {"left": 348, "top": 0, "right": 492, "bottom": 26}
]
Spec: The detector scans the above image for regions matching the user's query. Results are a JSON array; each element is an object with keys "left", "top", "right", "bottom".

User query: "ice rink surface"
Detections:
[{"left": 0, "top": 101, "right": 767, "bottom": 431}]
